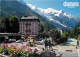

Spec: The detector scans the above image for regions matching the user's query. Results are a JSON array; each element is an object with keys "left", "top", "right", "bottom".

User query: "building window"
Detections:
[
  {"left": 23, "top": 23, "right": 24, "bottom": 25},
  {"left": 32, "top": 32, "right": 34, "bottom": 34}
]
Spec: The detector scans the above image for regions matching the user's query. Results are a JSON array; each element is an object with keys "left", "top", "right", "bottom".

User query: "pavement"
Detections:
[
  {"left": 64, "top": 38, "right": 77, "bottom": 46},
  {"left": 77, "top": 49, "right": 80, "bottom": 57},
  {"left": 55, "top": 51, "right": 78, "bottom": 57},
  {"left": 0, "top": 54, "right": 9, "bottom": 57}
]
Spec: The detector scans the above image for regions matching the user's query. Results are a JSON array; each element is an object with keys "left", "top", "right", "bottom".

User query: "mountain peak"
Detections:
[{"left": 59, "top": 10, "right": 65, "bottom": 14}]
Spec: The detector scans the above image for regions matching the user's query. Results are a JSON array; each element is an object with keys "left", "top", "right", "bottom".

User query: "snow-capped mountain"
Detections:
[{"left": 27, "top": 4, "right": 80, "bottom": 29}]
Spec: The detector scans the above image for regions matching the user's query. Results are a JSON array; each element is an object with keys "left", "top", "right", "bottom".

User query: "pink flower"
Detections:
[
  {"left": 15, "top": 43, "right": 18, "bottom": 46},
  {"left": 21, "top": 45, "right": 27, "bottom": 51},
  {"left": 22, "top": 45, "right": 26, "bottom": 49},
  {"left": 21, "top": 48, "right": 24, "bottom": 51},
  {"left": 10, "top": 44, "right": 16, "bottom": 48},
  {"left": 13, "top": 49, "right": 16, "bottom": 51},
  {"left": 2, "top": 42, "right": 4, "bottom": 45},
  {"left": 1, "top": 42, "right": 5, "bottom": 47},
  {"left": 10, "top": 44, "right": 14, "bottom": 47},
  {"left": 4, "top": 44, "right": 8, "bottom": 47},
  {"left": 16, "top": 49, "right": 19, "bottom": 51}
]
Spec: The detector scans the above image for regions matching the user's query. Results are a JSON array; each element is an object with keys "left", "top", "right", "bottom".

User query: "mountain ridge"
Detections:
[{"left": 27, "top": 4, "right": 80, "bottom": 29}]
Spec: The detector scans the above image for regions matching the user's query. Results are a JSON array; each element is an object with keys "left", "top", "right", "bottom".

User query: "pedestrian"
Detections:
[
  {"left": 48, "top": 40, "right": 52, "bottom": 50},
  {"left": 76, "top": 46, "right": 77, "bottom": 49},
  {"left": 44, "top": 39, "right": 48, "bottom": 50}
]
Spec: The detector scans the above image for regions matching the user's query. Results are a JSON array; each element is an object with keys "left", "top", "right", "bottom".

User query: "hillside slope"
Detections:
[{"left": 0, "top": 0, "right": 55, "bottom": 30}]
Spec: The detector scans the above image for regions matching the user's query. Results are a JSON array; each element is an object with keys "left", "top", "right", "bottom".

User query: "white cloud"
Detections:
[
  {"left": 27, "top": 3, "right": 36, "bottom": 10},
  {"left": 38, "top": 8, "right": 59, "bottom": 14}
]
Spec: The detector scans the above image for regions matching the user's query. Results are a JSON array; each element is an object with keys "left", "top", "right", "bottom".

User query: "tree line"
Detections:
[
  {"left": 39, "top": 21, "right": 80, "bottom": 44},
  {"left": 0, "top": 16, "right": 19, "bottom": 33},
  {"left": 37, "top": 24, "right": 68, "bottom": 44},
  {"left": 69, "top": 22, "right": 80, "bottom": 39}
]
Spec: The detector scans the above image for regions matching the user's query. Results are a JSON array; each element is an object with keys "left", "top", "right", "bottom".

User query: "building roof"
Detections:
[{"left": 20, "top": 16, "right": 38, "bottom": 20}]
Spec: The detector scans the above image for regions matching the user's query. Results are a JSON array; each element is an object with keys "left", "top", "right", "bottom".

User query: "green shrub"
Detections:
[{"left": 74, "top": 35, "right": 79, "bottom": 39}]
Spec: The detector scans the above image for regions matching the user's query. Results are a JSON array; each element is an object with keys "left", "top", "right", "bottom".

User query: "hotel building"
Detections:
[{"left": 19, "top": 16, "right": 40, "bottom": 35}]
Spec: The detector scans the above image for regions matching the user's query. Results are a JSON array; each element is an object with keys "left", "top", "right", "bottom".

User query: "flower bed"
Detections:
[
  {"left": 0, "top": 43, "right": 57, "bottom": 57},
  {"left": 0, "top": 43, "right": 38, "bottom": 57}
]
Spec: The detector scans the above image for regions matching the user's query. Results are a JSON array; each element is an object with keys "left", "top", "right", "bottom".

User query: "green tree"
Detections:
[
  {"left": 69, "top": 29, "right": 75, "bottom": 38},
  {"left": 69, "top": 22, "right": 80, "bottom": 39},
  {"left": 40, "top": 24, "right": 44, "bottom": 33},
  {"left": 9, "top": 16, "right": 19, "bottom": 33},
  {"left": 0, "top": 16, "right": 10, "bottom": 32},
  {"left": 61, "top": 32, "right": 68, "bottom": 38},
  {"left": 49, "top": 29, "right": 61, "bottom": 43},
  {"left": 61, "top": 31, "right": 68, "bottom": 42},
  {"left": 49, "top": 29, "right": 68, "bottom": 44}
]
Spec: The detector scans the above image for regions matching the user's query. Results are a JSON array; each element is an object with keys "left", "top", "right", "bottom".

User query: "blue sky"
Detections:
[{"left": 23, "top": 0, "right": 80, "bottom": 17}]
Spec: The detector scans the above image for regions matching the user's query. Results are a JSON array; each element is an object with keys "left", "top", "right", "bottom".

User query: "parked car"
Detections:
[
  {"left": 16, "top": 40, "right": 23, "bottom": 43},
  {"left": 9, "top": 39, "right": 16, "bottom": 42}
]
